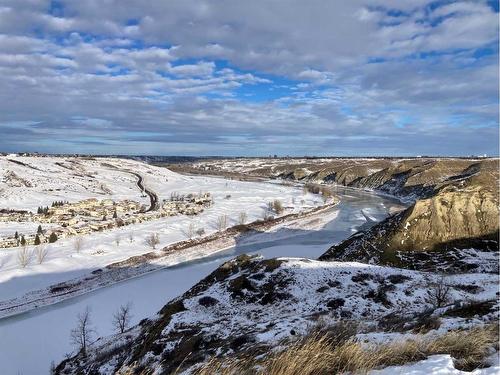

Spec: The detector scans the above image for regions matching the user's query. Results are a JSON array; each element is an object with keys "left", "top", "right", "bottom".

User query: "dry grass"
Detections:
[
  {"left": 193, "top": 325, "right": 498, "bottom": 375},
  {"left": 427, "top": 326, "right": 499, "bottom": 371}
]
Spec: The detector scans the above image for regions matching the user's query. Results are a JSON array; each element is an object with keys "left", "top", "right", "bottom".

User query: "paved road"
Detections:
[
  {"left": 130, "top": 172, "right": 159, "bottom": 211},
  {"left": 102, "top": 162, "right": 159, "bottom": 211}
]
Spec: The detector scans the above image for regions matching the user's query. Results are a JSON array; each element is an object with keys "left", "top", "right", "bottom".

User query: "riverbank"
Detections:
[{"left": 0, "top": 199, "right": 340, "bottom": 319}]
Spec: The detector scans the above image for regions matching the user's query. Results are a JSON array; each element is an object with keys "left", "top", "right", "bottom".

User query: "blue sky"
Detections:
[{"left": 0, "top": 0, "right": 498, "bottom": 156}]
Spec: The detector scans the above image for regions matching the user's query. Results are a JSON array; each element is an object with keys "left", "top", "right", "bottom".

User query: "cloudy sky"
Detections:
[{"left": 0, "top": 0, "right": 498, "bottom": 156}]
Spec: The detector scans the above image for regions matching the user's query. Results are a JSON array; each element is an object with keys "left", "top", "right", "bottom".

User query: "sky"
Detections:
[{"left": 0, "top": 0, "right": 498, "bottom": 156}]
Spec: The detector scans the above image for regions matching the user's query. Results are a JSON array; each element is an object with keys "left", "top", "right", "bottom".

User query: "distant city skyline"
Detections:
[{"left": 0, "top": 0, "right": 498, "bottom": 156}]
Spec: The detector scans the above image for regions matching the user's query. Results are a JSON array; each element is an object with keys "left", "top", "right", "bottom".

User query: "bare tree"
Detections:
[
  {"left": 320, "top": 187, "right": 333, "bottom": 203},
  {"left": 112, "top": 302, "right": 133, "bottom": 334},
  {"left": 17, "top": 245, "right": 32, "bottom": 268},
  {"left": 183, "top": 222, "right": 195, "bottom": 239},
  {"left": 74, "top": 237, "right": 84, "bottom": 253},
  {"left": 429, "top": 275, "right": 451, "bottom": 308},
  {"left": 115, "top": 235, "right": 121, "bottom": 246},
  {"left": 36, "top": 245, "right": 49, "bottom": 264},
  {"left": 196, "top": 228, "right": 206, "bottom": 237},
  {"left": 145, "top": 233, "right": 160, "bottom": 249},
  {"left": 216, "top": 215, "right": 228, "bottom": 231},
  {"left": 238, "top": 212, "right": 247, "bottom": 225},
  {"left": 267, "top": 201, "right": 274, "bottom": 213},
  {"left": 262, "top": 207, "right": 271, "bottom": 221},
  {"left": 70, "top": 307, "right": 95, "bottom": 357},
  {"left": 128, "top": 232, "right": 134, "bottom": 243}
]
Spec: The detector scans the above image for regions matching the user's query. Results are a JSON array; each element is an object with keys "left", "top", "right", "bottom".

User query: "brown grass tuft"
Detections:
[{"left": 193, "top": 324, "right": 498, "bottom": 375}]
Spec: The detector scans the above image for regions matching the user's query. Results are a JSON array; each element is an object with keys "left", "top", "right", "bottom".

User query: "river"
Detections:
[{"left": 0, "top": 186, "right": 404, "bottom": 375}]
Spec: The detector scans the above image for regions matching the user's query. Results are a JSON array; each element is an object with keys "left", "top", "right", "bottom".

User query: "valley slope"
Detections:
[{"left": 56, "top": 157, "right": 499, "bottom": 374}]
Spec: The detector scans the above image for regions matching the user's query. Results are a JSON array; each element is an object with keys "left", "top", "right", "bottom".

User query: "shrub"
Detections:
[
  {"left": 145, "top": 233, "right": 160, "bottom": 249},
  {"left": 74, "top": 237, "right": 84, "bottom": 253},
  {"left": 326, "top": 298, "right": 345, "bottom": 310},
  {"left": 238, "top": 212, "right": 247, "bottom": 225},
  {"left": 429, "top": 275, "right": 451, "bottom": 308},
  {"left": 36, "top": 245, "right": 49, "bottom": 264},
  {"left": 198, "top": 296, "right": 219, "bottom": 307},
  {"left": 48, "top": 232, "right": 58, "bottom": 243},
  {"left": 272, "top": 200, "right": 284, "bottom": 214},
  {"left": 216, "top": 215, "right": 228, "bottom": 231},
  {"left": 184, "top": 222, "right": 195, "bottom": 239},
  {"left": 386, "top": 274, "right": 410, "bottom": 284}
]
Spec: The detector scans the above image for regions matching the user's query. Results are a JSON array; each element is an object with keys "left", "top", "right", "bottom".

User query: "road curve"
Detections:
[{"left": 130, "top": 172, "right": 159, "bottom": 211}]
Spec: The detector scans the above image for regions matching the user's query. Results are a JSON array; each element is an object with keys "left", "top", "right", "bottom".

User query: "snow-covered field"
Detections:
[
  {"left": 0, "top": 156, "right": 149, "bottom": 210},
  {"left": 0, "top": 156, "right": 327, "bottom": 303}
]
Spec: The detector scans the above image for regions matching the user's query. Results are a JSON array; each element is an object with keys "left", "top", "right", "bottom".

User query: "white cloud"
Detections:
[{"left": 0, "top": 0, "right": 497, "bottom": 155}]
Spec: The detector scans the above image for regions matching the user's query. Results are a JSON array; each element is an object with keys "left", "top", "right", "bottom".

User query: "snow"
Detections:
[
  {"left": 0, "top": 183, "right": 403, "bottom": 375},
  {"left": 0, "top": 222, "right": 57, "bottom": 238},
  {"left": 3, "top": 157, "right": 495, "bottom": 375},
  {"left": 370, "top": 354, "right": 499, "bottom": 375},
  {"left": 0, "top": 156, "right": 325, "bottom": 302},
  {"left": 147, "top": 257, "right": 497, "bottom": 365}
]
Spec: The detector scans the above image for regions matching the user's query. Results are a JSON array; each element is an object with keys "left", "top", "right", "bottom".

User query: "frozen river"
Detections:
[{"left": 0, "top": 186, "right": 404, "bottom": 375}]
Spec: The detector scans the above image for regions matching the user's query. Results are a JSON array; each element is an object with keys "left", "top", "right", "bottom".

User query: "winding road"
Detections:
[
  {"left": 129, "top": 171, "right": 159, "bottom": 211},
  {"left": 102, "top": 162, "right": 159, "bottom": 211}
]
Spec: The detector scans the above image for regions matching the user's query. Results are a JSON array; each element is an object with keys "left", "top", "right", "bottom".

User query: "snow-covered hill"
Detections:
[
  {"left": 55, "top": 255, "right": 499, "bottom": 374},
  {"left": 0, "top": 156, "right": 325, "bottom": 304}
]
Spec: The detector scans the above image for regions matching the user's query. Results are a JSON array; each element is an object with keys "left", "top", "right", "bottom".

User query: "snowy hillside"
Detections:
[
  {"left": 55, "top": 255, "right": 499, "bottom": 374},
  {"left": 0, "top": 156, "right": 326, "bottom": 305},
  {"left": 0, "top": 156, "right": 152, "bottom": 210}
]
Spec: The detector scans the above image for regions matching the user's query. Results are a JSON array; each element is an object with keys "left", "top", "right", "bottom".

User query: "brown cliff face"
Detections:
[
  {"left": 309, "top": 159, "right": 499, "bottom": 268},
  {"left": 320, "top": 183, "right": 499, "bottom": 269},
  {"left": 390, "top": 187, "right": 498, "bottom": 252},
  {"left": 169, "top": 157, "right": 498, "bottom": 201}
]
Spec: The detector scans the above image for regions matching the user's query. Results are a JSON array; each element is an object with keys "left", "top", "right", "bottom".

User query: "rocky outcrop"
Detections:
[
  {"left": 317, "top": 158, "right": 499, "bottom": 269},
  {"left": 320, "top": 184, "right": 499, "bottom": 270}
]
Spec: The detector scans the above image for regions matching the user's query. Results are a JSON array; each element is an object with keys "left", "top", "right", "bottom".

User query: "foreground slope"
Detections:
[{"left": 55, "top": 255, "right": 498, "bottom": 374}]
